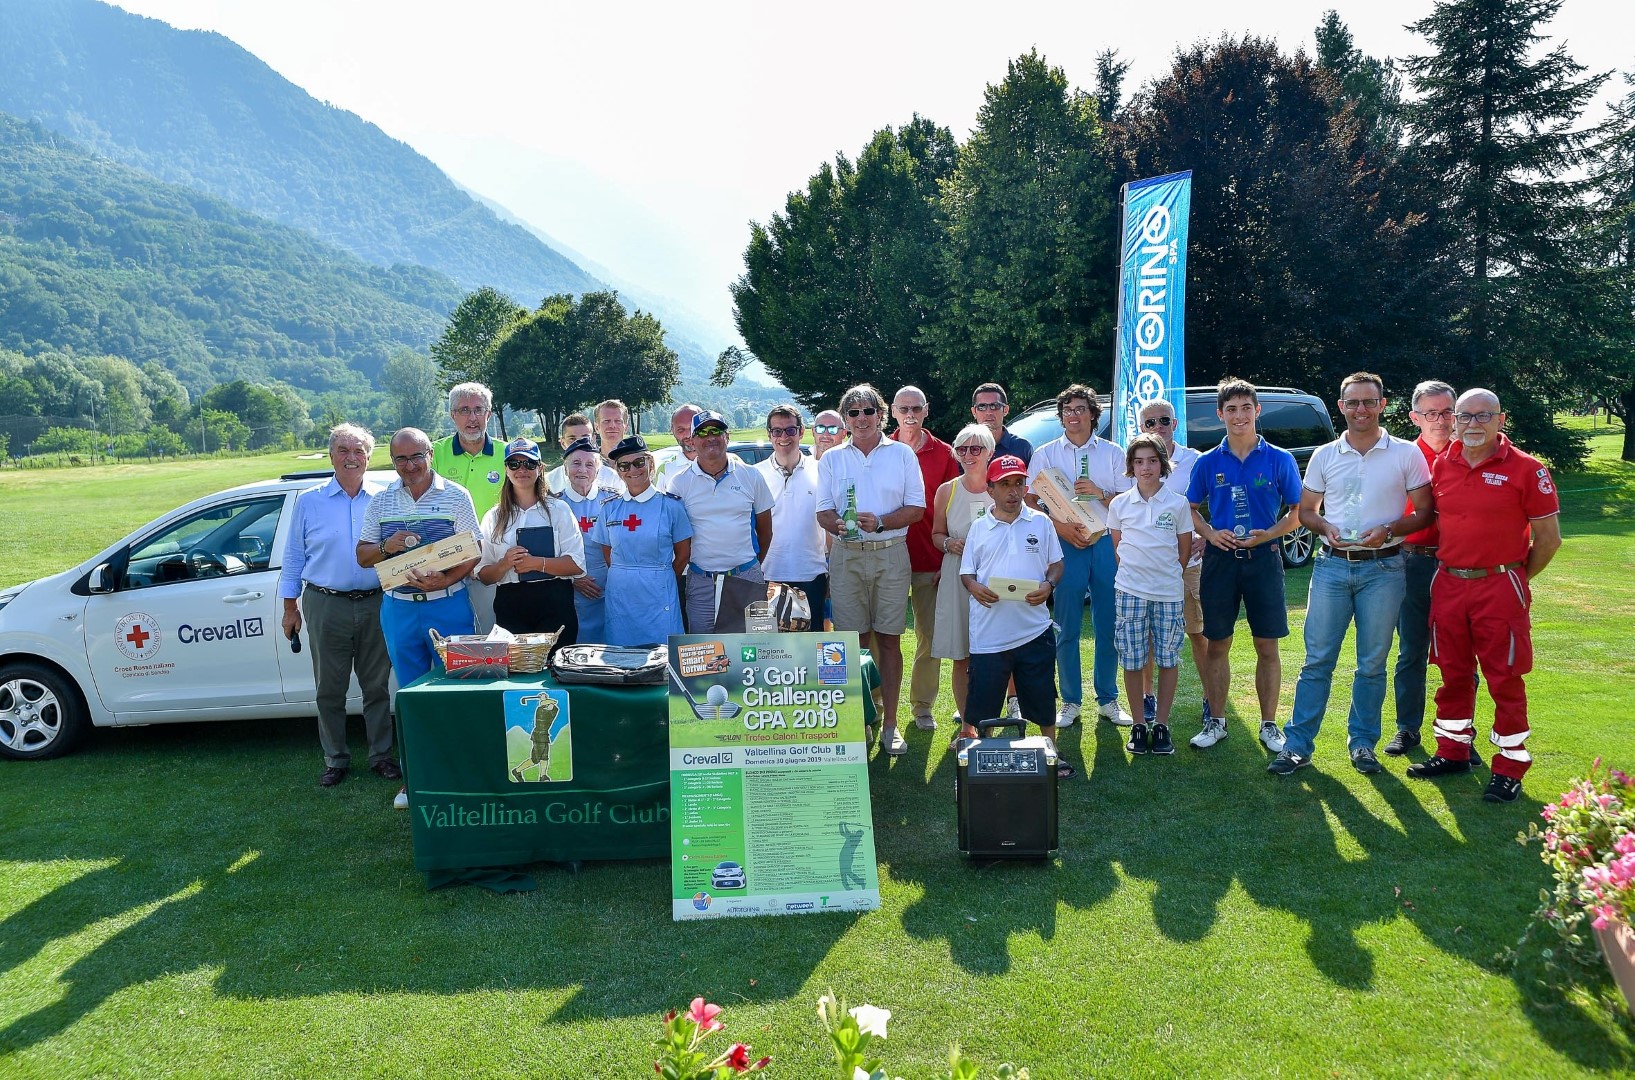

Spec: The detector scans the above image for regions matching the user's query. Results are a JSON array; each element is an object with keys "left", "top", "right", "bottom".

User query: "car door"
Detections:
[{"left": 84, "top": 493, "right": 289, "bottom": 719}]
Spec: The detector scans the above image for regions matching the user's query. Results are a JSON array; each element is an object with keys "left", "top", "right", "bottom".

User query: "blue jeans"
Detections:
[
  {"left": 1282, "top": 552, "right": 1407, "bottom": 758},
  {"left": 1053, "top": 533, "right": 1118, "bottom": 707},
  {"left": 1392, "top": 550, "right": 1437, "bottom": 733}
]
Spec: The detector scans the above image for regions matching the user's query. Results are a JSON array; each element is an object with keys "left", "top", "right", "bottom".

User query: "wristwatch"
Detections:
[
  {"left": 873, "top": 521, "right": 885, "bottom": 534},
  {"left": 1384, "top": 524, "right": 1395, "bottom": 542}
]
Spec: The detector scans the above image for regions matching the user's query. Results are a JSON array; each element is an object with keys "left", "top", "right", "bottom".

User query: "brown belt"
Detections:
[
  {"left": 1322, "top": 544, "right": 1402, "bottom": 562},
  {"left": 1440, "top": 561, "right": 1524, "bottom": 579},
  {"left": 1402, "top": 543, "right": 1438, "bottom": 557}
]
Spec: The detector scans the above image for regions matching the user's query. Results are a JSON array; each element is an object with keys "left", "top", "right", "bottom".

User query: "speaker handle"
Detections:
[{"left": 974, "top": 718, "right": 1026, "bottom": 739}]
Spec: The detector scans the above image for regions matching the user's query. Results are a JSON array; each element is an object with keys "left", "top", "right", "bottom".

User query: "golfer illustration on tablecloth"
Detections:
[{"left": 506, "top": 690, "right": 571, "bottom": 783}]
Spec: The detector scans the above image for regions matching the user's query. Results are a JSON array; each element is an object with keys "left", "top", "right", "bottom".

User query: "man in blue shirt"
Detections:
[
  {"left": 279, "top": 423, "right": 396, "bottom": 788},
  {"left": 972, "top": 382, "right": 1033, "bottom": 465},
  {"left": 1185, "top": 379, "right": 1305, "bottom": 753}
]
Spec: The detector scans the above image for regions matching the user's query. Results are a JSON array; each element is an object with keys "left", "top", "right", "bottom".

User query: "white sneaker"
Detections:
[
  {"left": 913, "top": 713, "right": 937, "bottom": 731},
  {"left": 1098, "top": 700, "right": 1134, "bottom": 727},
  {"left": 1190, "top": 717, "right": 1228, "bottom": 749},
  {"left": 1055, "top": 702, "right": 1080, "bottom": 728},
  {"left": 1259, "top": 722, "right": 1287, "bottom": 753},
  {"left": 884, "top": 727, "right": 909, "bottom": 756},
  {"left": 393, "top": 786, "right": 409, "bottom": 810},
  {"left": 1006, "top": 696, "right": 1022, "bottom": 720}
]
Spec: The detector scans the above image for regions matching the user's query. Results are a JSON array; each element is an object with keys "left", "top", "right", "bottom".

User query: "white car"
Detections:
[{"left": 0, "top": 468, "right": 397, "bottom": 760}]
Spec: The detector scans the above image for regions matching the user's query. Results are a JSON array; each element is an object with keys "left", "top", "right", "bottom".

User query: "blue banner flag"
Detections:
[{"left": 1111, "top": 171, "right": 1191, "bottom": 447}]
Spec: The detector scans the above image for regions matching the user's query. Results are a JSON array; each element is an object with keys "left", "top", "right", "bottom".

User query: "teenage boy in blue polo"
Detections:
[{"left": 1185, "top": 379, "right": 1304, "bottom": 753}]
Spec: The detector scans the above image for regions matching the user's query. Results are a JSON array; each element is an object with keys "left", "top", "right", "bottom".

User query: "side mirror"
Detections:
[{"left": 89, "top": 563, "right": 116, "bottom": 594}]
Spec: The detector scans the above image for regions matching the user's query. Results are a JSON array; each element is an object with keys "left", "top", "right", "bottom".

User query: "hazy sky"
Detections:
[{"left": 114, "top": 0, "right": 1625, "bottom": 346}]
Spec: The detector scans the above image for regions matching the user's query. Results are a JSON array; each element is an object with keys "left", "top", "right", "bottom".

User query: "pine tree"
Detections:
[
  {"left": 1583, "top": 72, "right": 1635, "bottom": 460},
  {"left": 1402, "top": 0, "right": 1608, "bottom": 464}
]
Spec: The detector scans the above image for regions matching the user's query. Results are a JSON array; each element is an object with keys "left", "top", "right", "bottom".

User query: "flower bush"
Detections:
[
  {"left": 1519, "top": 759, "right": 1635, "bottom": 965},
  {"left": 654, "top": 997, "right": 770, "bottom": 1079}
]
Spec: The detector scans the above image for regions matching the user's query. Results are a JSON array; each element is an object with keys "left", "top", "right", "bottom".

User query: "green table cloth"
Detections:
[{"left": 397, "top": 655, "right": 879, "bottom": 888}]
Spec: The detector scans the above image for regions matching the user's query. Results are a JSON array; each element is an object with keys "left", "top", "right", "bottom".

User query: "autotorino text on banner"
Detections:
[{"left": 1112, "top": 171, "right": 1191, "bottom": 448}]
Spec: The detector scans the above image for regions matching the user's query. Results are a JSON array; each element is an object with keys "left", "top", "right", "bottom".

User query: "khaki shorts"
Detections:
[
  {"left": 1184, "top": 560, "right": 1204, "bottom": 636},
  {"left": 829, "top": 539, "right": 911, "bottom": 635}
]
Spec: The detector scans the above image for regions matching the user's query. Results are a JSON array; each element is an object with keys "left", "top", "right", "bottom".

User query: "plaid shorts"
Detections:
[{"left": 1114, "top": 589, "right": 1186, "bottom": 670}]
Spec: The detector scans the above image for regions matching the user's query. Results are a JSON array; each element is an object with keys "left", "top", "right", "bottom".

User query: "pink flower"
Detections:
[
  {"left": 1541, "top": 804, "right": 1556, "bottom": 822},
  {"left": 688, "top": 997, "right": 724, "bottom": 1032},
  {"left": 1616, "top": 834, "right": 1635, "bottom": 857},
  {"left": 1593, "top": 904, "right": 1620, "bottom": 931}
]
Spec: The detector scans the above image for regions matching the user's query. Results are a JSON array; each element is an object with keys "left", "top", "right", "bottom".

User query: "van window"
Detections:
[
  {"left": 1259, "top": 402, "right": 1333, "bottom": 451},
  {"left": 122, "top": 496, "right": 286, "bottom": 589}
]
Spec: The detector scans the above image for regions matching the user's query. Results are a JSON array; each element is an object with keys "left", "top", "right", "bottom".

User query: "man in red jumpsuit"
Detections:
[{"left": 1406, "top": 389, "right": 1561, "bottom": 802}]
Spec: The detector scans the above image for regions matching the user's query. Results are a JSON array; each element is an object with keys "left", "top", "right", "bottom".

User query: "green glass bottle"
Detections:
[{"left": 842, "top": 483, "right": 862, "bottom": 540}]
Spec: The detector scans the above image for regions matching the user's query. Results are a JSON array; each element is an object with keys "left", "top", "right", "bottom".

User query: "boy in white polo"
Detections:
[
  {"left": 1106, "top": 435, "right": 1193, "bottom": 756},
  {"left": 959, "top": 455, "right": 1072, "bottom": 778}
]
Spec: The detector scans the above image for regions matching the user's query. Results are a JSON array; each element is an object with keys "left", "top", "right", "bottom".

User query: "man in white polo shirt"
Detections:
[
  {"left": 1025, "top": 383, "right": 1132, "bottom": 730},
  {"left": 669, "top": 409, "right": 774, "bottom": 634},
  {"left": 1270, "top": 372, "right": 1434, "bottom": 778},
  {"left": 755, "top": 403, "right": 828, "bottom": 619},
  {"left": 816, "top": 384, "right": 926, "bottom": 756},
  {"left": 960, "top": 455, "right": 1071, "bottom": 777}
]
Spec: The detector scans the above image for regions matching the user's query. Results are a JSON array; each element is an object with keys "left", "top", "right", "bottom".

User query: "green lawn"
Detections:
[{"left": 2, "top": 429, "right": 1633, "bottom": 1076}]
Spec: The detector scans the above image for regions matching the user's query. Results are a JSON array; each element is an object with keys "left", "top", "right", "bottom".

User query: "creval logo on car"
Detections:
[{"left": 176, "top": 617, "right": 265, "bottom": 644}]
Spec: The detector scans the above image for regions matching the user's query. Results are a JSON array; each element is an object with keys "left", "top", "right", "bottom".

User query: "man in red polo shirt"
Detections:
[
  {"left": 890, "top": 385, "right": 961, "bottom": 733},
  {"left": 1407, "top": 389, "right": 1561, "bottom": 802}
]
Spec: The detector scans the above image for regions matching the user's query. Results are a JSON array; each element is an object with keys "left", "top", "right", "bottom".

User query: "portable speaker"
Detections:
[{"left": 954, "top": 719, "right": 1058, "bottom": 859}]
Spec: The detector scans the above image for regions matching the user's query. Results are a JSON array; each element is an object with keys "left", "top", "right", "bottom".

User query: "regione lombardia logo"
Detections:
[{"left": 115, "top": 612, "right": 163, "bottom": 661}]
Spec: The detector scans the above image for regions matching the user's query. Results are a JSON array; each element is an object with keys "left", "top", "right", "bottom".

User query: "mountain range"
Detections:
[{"left": 0, "top": 0, "right": 721, "bottom": 387}]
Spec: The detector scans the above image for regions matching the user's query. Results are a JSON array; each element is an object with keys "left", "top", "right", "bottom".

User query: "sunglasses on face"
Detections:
[
  {"left": 614, "top": 458, "right": 649, "bottom": 472},
  {"left": 846, "top": 408, "right": 877, "bottom": 418},
  {"left": 973, "top": 401, "right": 1005, "bottom": 412},
  {"left": 895, "top": 404, "right": 926, "bottom": 414},
  {"left": 505, "top": 459, "right": 539, "bottom": 471},
  {"left": 955, "top": 444, "right": 986, "bottom": 456},
  {"left": 1143, "top": 416, "right": 1176, "bottom": 428},
  {"left": 695, "top": 427, "right": 727, "bottom": 438},
  {"left": 767, "top": 425, "right": 801, "bottom": 437},
  {"left": 814, "top": 424, "right": 842, "bottom": 436}
]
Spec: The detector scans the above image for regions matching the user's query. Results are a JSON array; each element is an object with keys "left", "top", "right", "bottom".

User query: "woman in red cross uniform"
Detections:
[
  {"left": 594, "top": 436, "right": 694, "bottom": 646},
  {"left": 1406, "top": 390, "right": 1561, "bottom": 803},
  {"left": 557, "top": 436, "right": 611, "bottom": 643}
]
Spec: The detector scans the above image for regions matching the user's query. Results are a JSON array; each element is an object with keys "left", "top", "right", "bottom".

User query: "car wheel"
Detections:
[
  {"left": 0, "top": 662, "right": 88, "bottom": 760},
  {"left": 1282, "top": 525, "right": 1315, "bottom": 569}
]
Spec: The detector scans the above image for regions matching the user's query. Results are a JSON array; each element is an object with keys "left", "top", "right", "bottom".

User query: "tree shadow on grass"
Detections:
[{"left": 0, "top": 718, "right": 851, "bottom": 1054}]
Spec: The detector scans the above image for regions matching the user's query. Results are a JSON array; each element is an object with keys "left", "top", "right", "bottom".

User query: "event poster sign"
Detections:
[
  {"left": 667, "top": 632, "right": 880, "bottom": 921},
  {"left": 1111, "top": 170, "right": 1192, "bottom": 448}
]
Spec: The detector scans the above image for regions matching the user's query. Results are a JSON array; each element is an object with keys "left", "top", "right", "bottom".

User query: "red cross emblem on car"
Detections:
[
  {"left": 126, "top": 624, "right": 151, "bottom": 649},
  {"left": 620, "top": 514, "right": 642, "bottom": 531}
]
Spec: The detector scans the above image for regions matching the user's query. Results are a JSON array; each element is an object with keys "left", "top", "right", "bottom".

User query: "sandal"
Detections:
[{"left": 1056, "top": 761, "right": 1076, "bottom": 780}]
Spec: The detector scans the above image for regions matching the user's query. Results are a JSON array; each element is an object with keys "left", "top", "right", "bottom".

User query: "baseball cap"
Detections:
[
  {"left": 691, "top": 410, "right": 729, "bottom": 435},
  {"left": 503, "top": 437, "right": 541, "bottom": 462},
  {"left": 986, "top": 455, "right": 1028, "bottom": 483}
]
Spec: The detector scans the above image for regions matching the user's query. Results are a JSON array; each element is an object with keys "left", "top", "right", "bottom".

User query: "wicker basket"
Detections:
[{"left": 430, "top": 627, "right": 564, "bottom": 674}]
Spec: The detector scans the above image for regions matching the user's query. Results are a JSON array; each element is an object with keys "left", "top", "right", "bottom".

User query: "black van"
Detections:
[{"left": 1004, "top": 387, "right": 1336, "bottom": 567}]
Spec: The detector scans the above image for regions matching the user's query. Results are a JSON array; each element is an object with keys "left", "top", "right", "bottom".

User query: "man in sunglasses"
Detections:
[
  {"left": 755, "top": 405, "right": 828, "bottom": 620},
  {"left": 812, "top": 410, "right": 846, "bottom": 460},
  {"left": 890, "top": 386, "right": 961, "bottom": 733},
  {"left": 1407, "top": 389, "right": 1560, "bottom": 803},
  {"left": 971, "top": 382, "right": 1032, "bottom": 464},
  {"left": 1271, "top": 373, "right": 1432, "bottom": 779},
  {"left": 432, "top": 382, "right": 502, "bottom": 631},
  {"left": 816, "top": 384, "right": 927, "bottom": 755},
  {"left": 668, "top": 410, "right": 775, "bottom": 634},
  {"left": 1387, "top": 380, "right": 1459, "bottom": 758}
]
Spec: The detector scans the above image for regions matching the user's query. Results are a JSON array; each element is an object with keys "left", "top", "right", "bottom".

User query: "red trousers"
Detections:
[{"left": 1428, "top": 569, "right": 1534, "bottom": 778}]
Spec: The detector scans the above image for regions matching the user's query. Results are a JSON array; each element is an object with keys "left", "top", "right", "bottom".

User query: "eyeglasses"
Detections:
[
  {"left": 452, "top": 405, "right": 489, "bottom": 417},
  {"left": 1414, "top": 408, "right": 1455, "bottom": 421},
  {"left": 767, "top": 425, "right": 801, "bottom": 437},
  {"left": 614, "top": 458, "right": 649, "bottom": 472},
  {"left": 695, "top": 427, "right": 727, "bottom": 438},
  {"left": 814, "top": 424, "right": 842, "bottom": 436},
  {"left": 955, "top": 445, "right": 987, "bottom": 456},
  {"left": 973, "top": 401, "right": 1005, "bottom": 412},
  {"left": 1061, "top": 405, "right": 1093, "bottom": 417},
  {"left": 846, "top": 408, "right": 877, "bottom": 418},
  {"left": 1340, "top": 398, "right": 1381, "bottom": 410},
  {"left": 1143, "top": 416, "right": 1176, "bottom": 428},
  {"left": 1454, "top": 411, "right": 1499, "bottom": 424},
  {"left": 505, "top": 459, "right": 539, "bottom": 471},
  {"left": 894, "top": 404, "right": 926, "bottom": 414},
  {"left": 390, "top": 451, "right": 428, "bottom": 466}
]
